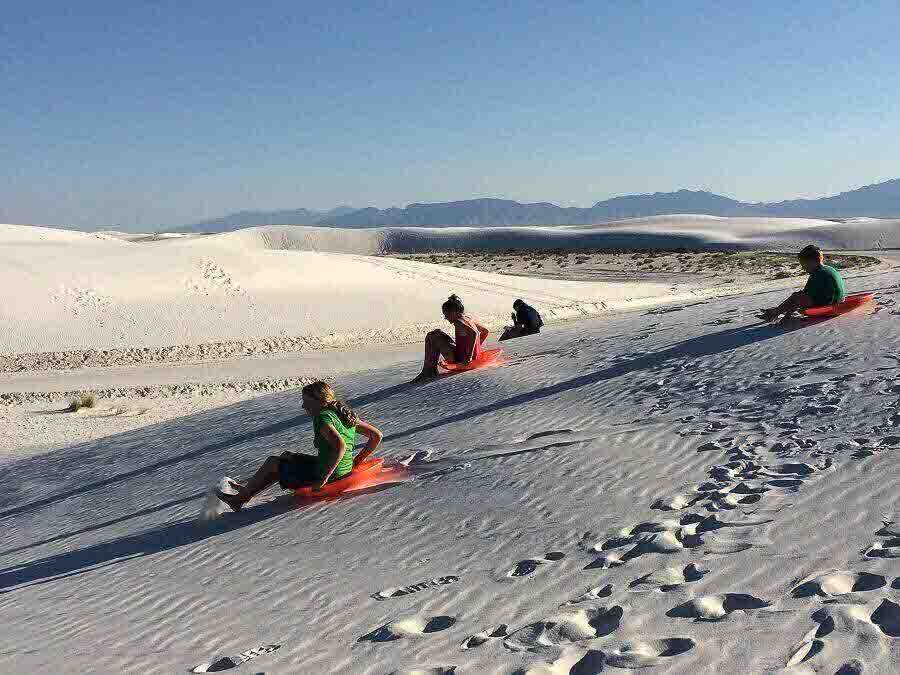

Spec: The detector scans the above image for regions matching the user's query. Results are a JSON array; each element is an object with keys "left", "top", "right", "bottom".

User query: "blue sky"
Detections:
[{"left": 3, "top": 1, "right": 900, "bottom": 230}]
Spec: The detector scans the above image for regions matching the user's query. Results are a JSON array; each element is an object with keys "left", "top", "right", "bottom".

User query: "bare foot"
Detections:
[{"left": 215, "top": 489, "right": 245, "bottom": 512}]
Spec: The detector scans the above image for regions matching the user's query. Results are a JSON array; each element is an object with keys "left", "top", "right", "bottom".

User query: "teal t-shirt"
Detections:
[
  {"left": 804, "top": 264, "right": 846, "bottom": 306},
  {"left": 313, "top": 409, "right": 356, "bottom": 480}
]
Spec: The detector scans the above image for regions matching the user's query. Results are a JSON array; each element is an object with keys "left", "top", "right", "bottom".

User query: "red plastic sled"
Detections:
[
  {"left": 293, "top": 458, "right": 406, "bottom": 502},
  {"left": 438, "top": 348, "right": 504, "bottom": 374},
  {"left": 801, "top": 292, "right": 875, "bottom": 318}
]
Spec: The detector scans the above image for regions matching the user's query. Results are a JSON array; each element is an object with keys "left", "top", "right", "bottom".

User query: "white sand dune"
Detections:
[
  {"left": 0, "top": 222, "right": 673, "bottom": 355},
  {"left": 3, "top": 217, "right": 898, "bottom": 356},
  {"left": 2, "top": 263, "right": 899, "bottom": 672},
  {"left": 222, "top": 215, "right": 900, "bottom": 255}
]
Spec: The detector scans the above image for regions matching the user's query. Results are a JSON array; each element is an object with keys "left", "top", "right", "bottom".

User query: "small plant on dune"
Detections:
[{"left": 66, "top": 392, "right": 97, "bottom": 412}]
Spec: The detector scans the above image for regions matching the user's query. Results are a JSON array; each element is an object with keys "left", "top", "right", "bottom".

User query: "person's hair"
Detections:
[
  {"left": 302, "top": 381, "right": 359, "bottom": 427},
  {"left": 513, "top": 299, "right": 523, "bottom": 308},
  {"left": 798, "top": 244, "right": 822, "bottom": 260},
  {"left": 442, "top": 294, "right": 465, "bottom": 314}
]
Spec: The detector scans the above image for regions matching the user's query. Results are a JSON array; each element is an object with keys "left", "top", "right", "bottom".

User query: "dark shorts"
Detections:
[
  {"left": 277, "top": 452, "right": 320, "bottom": 489},
  {"left": 500, "top": 325, "right": 540, "bottom": 341}
]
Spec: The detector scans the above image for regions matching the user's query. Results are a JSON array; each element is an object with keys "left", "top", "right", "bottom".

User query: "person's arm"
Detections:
[
  {"left": 316, "top": 424, "right": 346, "bottom": 488},
  {"left": 760, "top": 291, "right": 814, "bottom": 322},
  {"left": 352, "top": 419, "right": 383, "bottom": 466},
  {"left": 473, "top": 318, "right": 489, "bottom": 344}
]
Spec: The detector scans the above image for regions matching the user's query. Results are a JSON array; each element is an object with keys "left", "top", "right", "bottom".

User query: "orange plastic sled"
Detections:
[
  {"left": 438, "top": 348, "right": 504, "bottom": 374},
  {"left": 801, "top": 292, "right": 875, "bottom": 318},
  {"left": 293, "top": 458, "right": 406, "bottom": 502}
]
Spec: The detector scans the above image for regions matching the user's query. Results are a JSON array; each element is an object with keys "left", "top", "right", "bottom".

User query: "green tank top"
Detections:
[{"left": 313, "top": 409, "right": 356, "bottom": 480}]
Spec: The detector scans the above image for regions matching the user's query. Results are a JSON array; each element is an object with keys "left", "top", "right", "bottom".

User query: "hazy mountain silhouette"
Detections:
[
  {"left": 173, "top": 178, "right": 900, "bottom": 231},
  {"left": 750, "top": 178, "right": 900, "bottom": 218},
  {"left": 176, "top": 206, "right": 355, "bottom": 233}
]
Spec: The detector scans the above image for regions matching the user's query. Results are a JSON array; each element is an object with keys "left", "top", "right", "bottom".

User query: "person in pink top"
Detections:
[{"left": 413, "top": 294, "right": 489, "bottom": 381}]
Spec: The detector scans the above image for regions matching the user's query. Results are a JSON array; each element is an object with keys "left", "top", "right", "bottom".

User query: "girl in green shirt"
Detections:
[{"left": 216, "top": 381, "right": 383, "bottom": 511}]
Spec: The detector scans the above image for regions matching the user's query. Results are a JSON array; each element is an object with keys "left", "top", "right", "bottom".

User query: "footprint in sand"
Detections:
[
  {"left": 792, "top": 571, "right": 887, "bottom": 598},
  {"left": 695, "top": 436, "right": 735, "bottom": 453},
  {"left": 695, "top": 486, "right": 765, "bottom": 512},
  {"left": 519, "top": 637, "right": 695, "bottom": 673},
  {"left": 585, "top": 518, "right": 704, "bottom": 568},
  {"left": 629, "top": 563, "right": 706, "bottom": 593},
  {"left": 359, "top": 615, "right": 456, "bottom": 642},
  {"left": 506, "top": 551, "right": 566, "bottom": 578},
  {"left": 190, "top": 644, "right": 280, "bottom": 672},
  {"left": 585, "top": 521, "right": 693, "bottom": 567},
  {"left": 603, "top": 637, "right": 697, "bottom": 669},
  {"left": 650, "top": 493, "right": 698, "bottom": 511},
  {"left": 789, "top": 601, "right": 900, "bottom": 669},
  {"left": 587, "top": 511, "right": 769, "bottom": 569},
  {"left": 785, "top": 635, "right": 828, "bottom": 668},
  {"left": 502, "top": 606, "right": 624, "bottom": 652},
  {"left": 373, "top": 575, "right": 460, "bottom": 600},
  {"left": 561, "top": 583, "right": 613, "bottom": 606},
  {"left": 764, "top": 462, "right": 819, "bottom": 478},
  {"left": 864, "top": 536, "right": 900, "bottom": 559},
  {"left": 460, "top": 625, "right": 509, "bottom": 650},
  {"left": 872, "top": 599, "right": 900, "bottom": 637},
  {"left": 667, "top": 593, "right": 769, "bottom": 621}
]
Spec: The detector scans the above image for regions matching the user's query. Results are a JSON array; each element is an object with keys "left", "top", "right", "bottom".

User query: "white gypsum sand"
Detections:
[
  {"left": 3, "top": 217, "right": 900, "bottom": 359},
  {"left": 0, "top": 219, "right": 898, "bottom": 673}
]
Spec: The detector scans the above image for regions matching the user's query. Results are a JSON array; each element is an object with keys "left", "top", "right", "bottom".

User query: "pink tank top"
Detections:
[{"left": 453, "top": 315, "right": 483, "bottom": 363}]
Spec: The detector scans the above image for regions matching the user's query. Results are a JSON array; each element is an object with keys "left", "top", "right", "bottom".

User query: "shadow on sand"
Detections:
[
  {"left": 0, "top": 483, "right": 401, "bottom": 592},
  {"left": 2, "top": 321, "right": 819, "bottom": 592},
  {"left": 385, "top": 321, "right": 815, "bottom": 443},
  {"left": 0, "top": 414, "right": 307, "bottom": 521}
]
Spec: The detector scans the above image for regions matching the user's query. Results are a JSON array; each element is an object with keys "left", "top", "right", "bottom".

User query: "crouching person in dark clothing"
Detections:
[{"left": 500, "top": 299, "right": 544, "bottom": 341}]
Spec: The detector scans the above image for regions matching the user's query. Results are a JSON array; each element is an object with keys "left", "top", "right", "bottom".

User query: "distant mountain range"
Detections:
[
  {"left": 173, "top": 178, "right": 900, "bottom": 232},
  {"left": 175, "top": 206, "right": 356, "bottom": 233}
]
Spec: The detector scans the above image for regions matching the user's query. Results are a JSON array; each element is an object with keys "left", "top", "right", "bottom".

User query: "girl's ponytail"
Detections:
[{"left": 323, "top": 399, "right": 359, "bottom": 427}]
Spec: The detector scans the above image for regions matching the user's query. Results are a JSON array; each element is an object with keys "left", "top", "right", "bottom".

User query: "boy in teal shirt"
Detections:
[{"left": 760, "top": 245, "right": 846, "bottom": 323}]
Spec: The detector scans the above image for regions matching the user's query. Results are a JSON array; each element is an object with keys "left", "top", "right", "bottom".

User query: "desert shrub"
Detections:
[{"left": 66, "top": 392, "right": 97, "bottom": 412}]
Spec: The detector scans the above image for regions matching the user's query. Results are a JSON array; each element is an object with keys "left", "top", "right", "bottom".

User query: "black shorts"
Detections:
[{"left": 277, "top": 452, "right": 320, "bottom": 489}]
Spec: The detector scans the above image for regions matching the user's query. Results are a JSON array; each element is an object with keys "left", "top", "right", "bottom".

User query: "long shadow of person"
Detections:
[
  {"left": 0, "top": 414, "right": 308, "bottom": 521},
  {"left": 385, "top": 321, "right": 816, "bottom": 444},
  {"left": 0, "top": 482, "right": 402, "bottom": 592}
]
